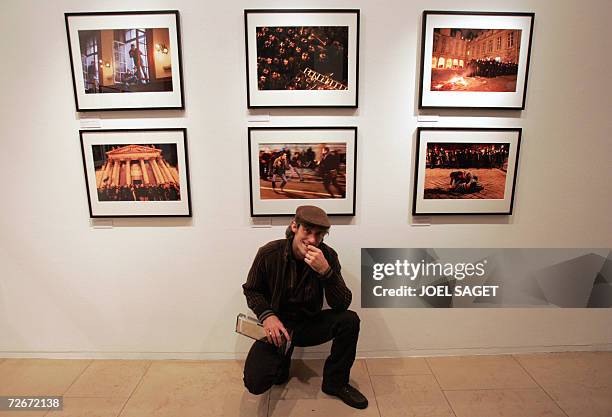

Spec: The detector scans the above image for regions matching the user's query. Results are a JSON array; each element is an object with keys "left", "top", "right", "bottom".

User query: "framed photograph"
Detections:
[
  {"left": 248, "top": 127, "right": 357, "bottom": 216},
  {"left": 413, "top": 127, "right": 521, "bottom": 215},
  {"left": 244, "top": 9, "right": 360, "bottom": 108},
  {"left": 80, "top": 129, "right": 191, "bottom": 217},
  {"left": 419, "top": 11, "right": 534, "bottom": 109},
  {"left": 65, "top": 11, "right": 184, "bottom": 111}
]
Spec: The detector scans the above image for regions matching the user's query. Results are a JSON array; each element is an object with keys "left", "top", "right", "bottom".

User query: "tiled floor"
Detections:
[{"left": 0, "top": 352, "right": 610, "bottom": 417}]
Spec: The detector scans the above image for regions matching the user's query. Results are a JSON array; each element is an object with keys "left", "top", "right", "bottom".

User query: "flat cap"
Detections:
[{"left": 295, "top": 205, "right": 331, "bottom": 229}]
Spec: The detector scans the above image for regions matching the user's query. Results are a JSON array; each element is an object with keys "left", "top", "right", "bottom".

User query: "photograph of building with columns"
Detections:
[
  {"left": 431, "top": 28, "right": 521, "bottom": 92},
  {"left": 92, "top": 144, "right": 181, "bottom": 201},
  {"left": 78, "top": 28, "right": 173, "bottom": 93}
]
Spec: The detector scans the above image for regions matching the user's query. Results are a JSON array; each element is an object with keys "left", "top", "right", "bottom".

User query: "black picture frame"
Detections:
[
  {"left": 248, "top": 126, "right": 358, "bottom": 216},
  {"left": 418, "top": 10, "right": 535, "bottom": 110},
  {"left": 65, "top": 10, "right": 185, "bottom": 112},
  {"left": 244, "top": 9, "right": 360, "bottom": 108},
  {"left": 413, "top": 127, "right": 522, "bottom": 215},
  {"left": 80, "top": 128, "right": 192, "bottom": 218}
]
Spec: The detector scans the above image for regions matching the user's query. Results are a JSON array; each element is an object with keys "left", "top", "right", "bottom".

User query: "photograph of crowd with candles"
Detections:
[
  {"left": 255, "top": 26, "right": 349, "bottom": 90},
  {"left": 424, "top": 142, "right": 510, "bottom": 199}
]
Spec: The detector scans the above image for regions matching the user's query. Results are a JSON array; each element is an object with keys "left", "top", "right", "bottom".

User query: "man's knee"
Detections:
[
  {"left": 337, "top": 309, "right": 360, "bottom": 332},
  {"left": 243, "top": 373, "right": 272, "bottom": 395},
  {"left": 243, "top": 340, "right": 280, "bottom": 395}
]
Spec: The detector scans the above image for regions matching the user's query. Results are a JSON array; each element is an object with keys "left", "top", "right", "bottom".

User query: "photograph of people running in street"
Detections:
[
  {"left": 430, "top": 28, "right": 521, "bottom": 92},
  {"left": 92, "top": 143, "right": 181, "bottom": 202},
  {"left": 258, "top": 143, "right": 347, "bottom": 200},
  {"left": 255, "top": 26, "right": 349, "bottom": 90},
  {"left": 424, "top": 142, "right": 510, "bottom": 199}
]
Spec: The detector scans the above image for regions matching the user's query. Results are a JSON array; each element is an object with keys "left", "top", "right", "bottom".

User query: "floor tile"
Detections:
[
  {"left": 271, "top": 374, "right": 374, "bottom": 400},
  {"left": 64, "top": 360, "right": 150, "bottom": 398},
  {"left": 445, "top": 388, "right": 567, "bottom": 417},
  {"left": 515, "top": 351, "right": 612, "bottom": 389},
  {"left": 365, "top": 358, "right": 431, "bottom": 376},
  {"left": 272, "top": 359, "right": 372, "bottom": 400},
  {"left": 371, "top": 374, "right": 442, "bottom": 393},
  {"left": 290, "top": 359, "right": 327, "bottom": 378},
  {"left": 427, "top": 355, "right": 538, "bottom": 390},
  {"left": 371, "top": 375, "right": 454, "bottom": 417},
  {"left": 0, "top": 359, "right": 91, "bottom": 396},
  {"left": 197, "top": 359, "right": 245, "bottom": 376},
  {"left": 543, "top": 384, "right": 612, "bottom": 417},
  {"left": 0, "top": 411, "right": 48, "bottom": 417},
  {"left": 0, "top": 354, "right": 608, "bottom": 417},
  {"left": 118, "top": 361, "right": 266, "bottom": 417},
  {"left": 46, "top": 397, "right": 126, "bottom": 417},
  {"left": 290, "top": 359, "right": 369, "bottom": 379},
  {"left": 268, "top": 398, "right": 380, "bottom": 417}
]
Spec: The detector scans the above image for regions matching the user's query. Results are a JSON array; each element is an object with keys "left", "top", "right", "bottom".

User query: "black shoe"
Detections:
[{"left": 322, "top": 383, "right": 368, "bottom": 409}]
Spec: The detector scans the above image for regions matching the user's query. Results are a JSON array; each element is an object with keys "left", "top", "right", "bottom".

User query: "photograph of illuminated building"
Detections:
[
  {"left": 92, "top": 144, "right": 181, "bottom": 201},
  {"left": 80, "top": 129, "right": 191, "bottom": 217}
]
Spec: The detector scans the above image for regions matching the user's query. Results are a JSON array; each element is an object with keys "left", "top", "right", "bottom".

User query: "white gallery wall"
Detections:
[{"left": 0, "top": 0, "right": 611, "bottom": 359}]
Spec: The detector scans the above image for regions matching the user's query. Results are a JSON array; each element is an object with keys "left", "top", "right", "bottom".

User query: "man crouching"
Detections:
[{"left": 242, "top": 205, "right": 368, "bottom": 409}]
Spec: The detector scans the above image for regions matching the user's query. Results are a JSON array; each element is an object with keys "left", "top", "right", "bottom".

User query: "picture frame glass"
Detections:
[
  {"left": 66, "top": 11, "right": 184, "bottom": 111},
  {"left": 420, "top": 12, "right": 534, "bottom": 109},
  {"left": 81, "top": 129, "right": 191, "bottom": 217},
  {"left": 245, "top": 10, "right": 359, "bottom": 107},
  {"left": 414, "top": 129, "right": 521, "bottom": 215},
  {"left": 249, "top": 128, "right": 357, "bottom": 216}
]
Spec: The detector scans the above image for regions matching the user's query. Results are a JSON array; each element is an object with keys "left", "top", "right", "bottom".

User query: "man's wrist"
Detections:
[
  {"left": 319, "top": 265, "right": 333, "bottom": 278},
  {"left": 258, "top": 310, "right": 276, "bottom": 322}
]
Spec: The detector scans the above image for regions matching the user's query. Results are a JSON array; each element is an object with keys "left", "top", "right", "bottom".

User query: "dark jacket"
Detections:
[{"left": 243, "top": 238, "right": 352, "bottom": 322}]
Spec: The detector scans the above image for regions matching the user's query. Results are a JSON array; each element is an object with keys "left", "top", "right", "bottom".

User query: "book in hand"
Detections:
[{"left": 235, "top": 313, "right": 292, "bottom": 354}]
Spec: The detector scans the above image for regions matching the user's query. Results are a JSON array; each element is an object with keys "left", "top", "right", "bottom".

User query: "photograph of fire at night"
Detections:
[{"left": 431, "top": 28, "right": 522, "bottom": 92}]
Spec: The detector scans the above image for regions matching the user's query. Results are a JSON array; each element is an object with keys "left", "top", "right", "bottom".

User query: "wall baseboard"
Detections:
[{"left": 1, "top": 343, "right": 610, "bottom": 360}]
